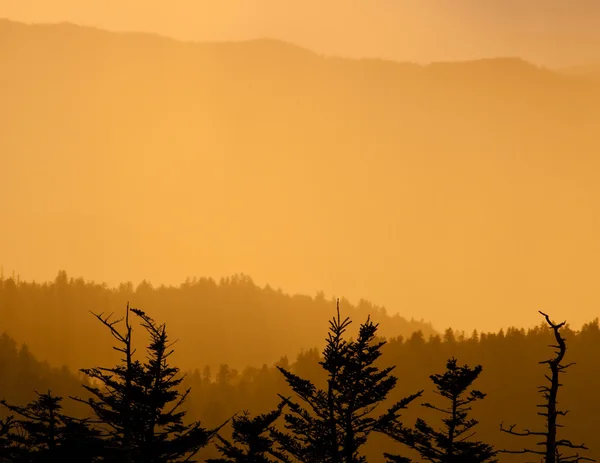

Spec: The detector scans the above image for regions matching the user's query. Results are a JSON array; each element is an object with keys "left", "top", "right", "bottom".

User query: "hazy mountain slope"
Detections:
[
  {"left": 0, "top": 272, "right": 436, "bottom": 372},
  {"left": 2, "top": 0, "right": 600, "bottom": 67},
  {"left": 0, "top": 332, "right": 87, "bottom": 418},
  {"left": 1, "top": 20, "right": 600, "bottom": 333},
  {"left": 560, "top": 63, "right": 600, "bottom": 81}
]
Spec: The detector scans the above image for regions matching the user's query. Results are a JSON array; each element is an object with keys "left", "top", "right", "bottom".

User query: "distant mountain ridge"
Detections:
[
  {"left": 0, "top": 17, "right": 586, "bottom": 79},
  {"left": 0, "top": 18, "right": 319, "bottom": 58},
  {"left": 0, "top": 271, "right": 437, "bottom": 373},
  {"left": 1, "top": 19, "right": 600, "bottom": 334},
  {"left": 2, "top": 0, "right": 600, "bottom": 67},
  {"left": 0, "top": 18, "right": 557, "bottom": 71}
]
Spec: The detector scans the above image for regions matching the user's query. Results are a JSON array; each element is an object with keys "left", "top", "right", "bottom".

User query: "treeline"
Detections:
[
  {"left": 187, "top": 316, "right": 600, "bottom": 462},
  {"left": 0, "top": 271, "right": 435, "bottom": 373},
  {"left": 0, "top": 300, "right": 597, "bottom": 462},
  {"left": 0, "top": 333, "right": 88, "bottom": 419}
]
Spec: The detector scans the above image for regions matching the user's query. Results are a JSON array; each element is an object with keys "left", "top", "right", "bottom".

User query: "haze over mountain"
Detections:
[
  {"left": 1, "top": 0, "right": 600, "bottom": 67},
  {"left": 0, "top": 271, "right": 436, "bottom": 372},
  {"left": 1, "top": 19, "right": 600, "bottom": 333}
]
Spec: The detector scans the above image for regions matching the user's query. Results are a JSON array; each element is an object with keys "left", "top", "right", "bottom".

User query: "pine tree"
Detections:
[
  {"left": 380, "top": 358, "right": 497, "bottom": 463},
  {"left": 71, "top": 303, "right": 218, "bottom": 462},
  {"left": 70, "top": 303, "right": 139, "bottom": 461},
  {"left": 0, "top": 390, "right": 102, "bottom": 462},
  {"left": 133, "top": 307, "right": 218, "bottom": 462},
  {"left": 272, "top": 299, "right": 422, "bottom": 463},
  {"left": 500, "top": 311, "right": 595, "bottom": 463},
  {"left": 207, "top": 403, "right": 289, "bottom": 463}
]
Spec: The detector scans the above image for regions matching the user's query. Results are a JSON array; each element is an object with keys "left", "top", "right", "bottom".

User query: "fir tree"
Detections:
[
  {"left": 500, "top": 311, "right": 595, "bottom": 463},
  {"left": 207, "top": 403, "right": 289, "bottom": 463},
  {"left": 0, "top": 390, "right": 102, "bottom": 462},
  {"left": 380, "top": 358, "right": 497, "bottom": 463},
  {"left": 272, "top": 299, "right": 422, "bottom": 463},
  {"left": 133, "top": 307, "right": 219, "bottom": 462},
  {"left": 71, "top": 303, "right": 218, "bottom": 462},
  {"left": 70, "top": 303, "right": 140, "bottom": 461}
]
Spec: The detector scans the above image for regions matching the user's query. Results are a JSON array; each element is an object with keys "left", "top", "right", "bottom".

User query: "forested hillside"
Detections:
[
  {"left": 0, "top": 333, "right": 87, "bottom": 420},
  {"left": 0, "top": 271, "right": 434, "bottom": 372},
  {"left": 188, "top": 316, "right": 600, "bottom": 461},
  {"left": 0, "top": 300, "right": 598, "bottom": 461}
]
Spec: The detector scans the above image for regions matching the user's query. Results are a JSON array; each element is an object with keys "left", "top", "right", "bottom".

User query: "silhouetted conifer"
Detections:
[
  {"left": 380, "top": 358, "right": 497, "bottom": 463},
  {"left": 71, "top": 303, "right": 218, "bottom": 462},
  {"left": 0, "top": 390, "right": 102, "bottom": 462},
  {"left": 0, "top": 415, "right": 16, "bottom": 462},
  {"left": 500, "top": 311, "right": 595, "bottom": 463},
  {"left": 272, "top": 299, "right": 422, "bottom": 463},
  {"left": 207, "top": 403, "right": 289, "bottom": 463},
  {"left": 134, "top": 307, "right": 219, "bottom": 461}
]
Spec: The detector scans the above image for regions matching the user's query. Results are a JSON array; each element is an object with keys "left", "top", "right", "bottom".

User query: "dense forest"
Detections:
[
  {"left": 1, "top": 274, "right": 598, "bottom": 462},
  {"left": 0, "top": 271, "right": 434, "bottom": 372}
]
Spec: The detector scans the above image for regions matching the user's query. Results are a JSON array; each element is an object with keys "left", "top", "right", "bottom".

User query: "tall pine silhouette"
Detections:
[
  {"left": 272, "top": 299, "right": 422, "bottom": 463},
  {"left": 71, "top": 304, "right": 218, "bottom": 462}
]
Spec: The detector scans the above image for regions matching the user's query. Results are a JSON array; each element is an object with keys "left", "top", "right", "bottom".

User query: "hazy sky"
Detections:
[
  {"left": 1, "top": 7, "right": 600, "bottom": 335},
  {"left": 1, "top": 0, "right": 600, "bottom": 67}
]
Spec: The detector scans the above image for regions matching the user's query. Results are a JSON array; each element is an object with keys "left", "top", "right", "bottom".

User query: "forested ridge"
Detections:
[
  {"left": 0, "top": 271, "right": 434, "bottom": 373},
  {"left": 1, "top": 274, "right": 598, "bottom": 461}
]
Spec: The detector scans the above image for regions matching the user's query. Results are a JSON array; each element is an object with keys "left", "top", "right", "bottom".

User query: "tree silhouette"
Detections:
[
  {"left": 71, "top": 303, "right": 218, "bottom": 462},
  {"left": 207, "top": 403, "right": 289, "bottom": 463},
  {"left": 134, "top": 307, "right": 220, "bottom": 461},
  {"left": 380, "top": 358, "right": 497, "bottom": 463},
  {"left": 0, "top": 415, "right": 16, "bottom": 462},
  {"left": 70, "top": 303, "right": 139, "bottom": 461},
  {"left": 500, "top": 311, "right": 594, "bottom": 463},
  {"left": 0, "top": 390, "right": 102, "bottom": 462},
  {"left": 272, "top": 299, "right": 422, "bottom": 463}
]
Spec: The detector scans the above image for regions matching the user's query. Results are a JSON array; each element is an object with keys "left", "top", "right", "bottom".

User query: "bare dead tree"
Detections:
[{"left": 499, "top": 311, "right": 594, "bottom": 463}]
